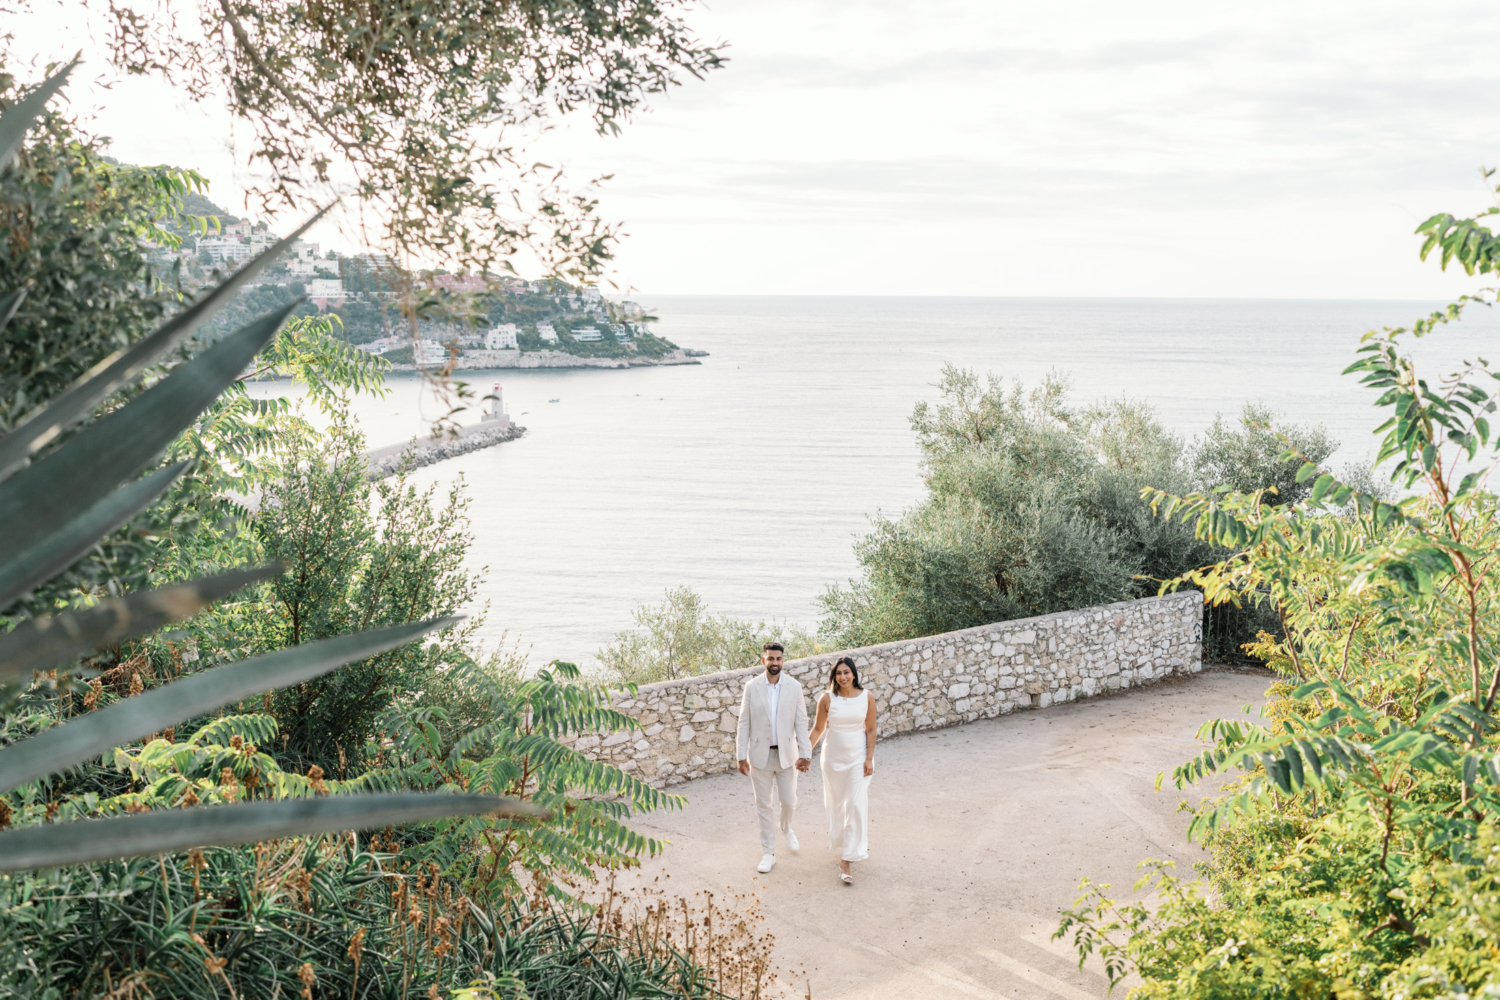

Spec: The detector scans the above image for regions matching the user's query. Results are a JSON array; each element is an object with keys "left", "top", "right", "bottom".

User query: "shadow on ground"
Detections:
[{"left": 623, "top": 667, "right": 1272, "bottom": 999}]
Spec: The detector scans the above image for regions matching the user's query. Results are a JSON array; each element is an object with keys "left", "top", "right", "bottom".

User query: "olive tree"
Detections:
[{"left": 82, "top": 0, "right": 725, "bottom": 276}]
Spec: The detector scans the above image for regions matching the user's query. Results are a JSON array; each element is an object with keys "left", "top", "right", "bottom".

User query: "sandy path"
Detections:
[{"left": 625, "top": 668, "right": 1272, "bottom": 999}]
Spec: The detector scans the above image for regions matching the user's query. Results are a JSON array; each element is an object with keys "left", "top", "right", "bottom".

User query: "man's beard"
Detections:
[{"left": 766, "top": 665, "right": 781, "bottom": 676}]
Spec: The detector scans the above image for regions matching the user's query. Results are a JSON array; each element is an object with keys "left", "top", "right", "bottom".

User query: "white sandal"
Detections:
[{"left": 840, "top": 870, "right": 853, "bottom": 885}]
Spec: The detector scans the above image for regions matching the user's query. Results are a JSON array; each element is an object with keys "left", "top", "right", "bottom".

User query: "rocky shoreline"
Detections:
[
  {"left": 365, "top": 421, "right": 526, "bottom": 479},
  {"left": 387, "top": 348, "right": 704, "bottom": 372}
]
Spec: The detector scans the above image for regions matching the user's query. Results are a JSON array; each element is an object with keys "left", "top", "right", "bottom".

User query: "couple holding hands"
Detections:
[{"left": 734, "top": 643, "right": 877, "bottom": 884}]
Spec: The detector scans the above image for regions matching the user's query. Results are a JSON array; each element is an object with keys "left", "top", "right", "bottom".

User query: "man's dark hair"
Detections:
[{"left": 762, "top": 642, "right": 784, "bottom": 653}]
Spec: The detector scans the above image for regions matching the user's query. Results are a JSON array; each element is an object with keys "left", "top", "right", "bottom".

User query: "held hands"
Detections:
[
  {"left": 737, "top": 759, "right": 750, "bottom": 776},
  {"left": 796, "top": 758, "right": 811, "bottom": 772}
]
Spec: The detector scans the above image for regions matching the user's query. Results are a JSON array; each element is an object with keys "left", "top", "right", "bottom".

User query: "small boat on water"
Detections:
[{"left": 548, "top": 398, "right": 560, "bottom": 403}]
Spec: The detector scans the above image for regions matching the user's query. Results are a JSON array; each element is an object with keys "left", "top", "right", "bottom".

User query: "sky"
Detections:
[{"left": 13, "top": 0, "right": 1500, "bottom": 298}]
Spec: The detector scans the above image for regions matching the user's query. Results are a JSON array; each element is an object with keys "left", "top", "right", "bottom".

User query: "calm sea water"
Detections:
[{"left": 252, "top": 296, "right": 1500, "bottom": 665}]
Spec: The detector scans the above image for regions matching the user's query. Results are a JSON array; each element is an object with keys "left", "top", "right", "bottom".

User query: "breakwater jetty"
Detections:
[
  {"left": 364, "top": 383, "right": 525, "bottom": 478},
  {"left": 388, "top": 348, "right": 704, "bottom": 373}
]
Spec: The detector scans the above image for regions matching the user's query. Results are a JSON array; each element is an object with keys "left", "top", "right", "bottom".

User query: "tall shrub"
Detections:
[
  {"left": 244, "top": 416, "right": 482, "bottom": 775},
  {"left": 1056, "top": 196, "right": 1500, "bottom": 998}
]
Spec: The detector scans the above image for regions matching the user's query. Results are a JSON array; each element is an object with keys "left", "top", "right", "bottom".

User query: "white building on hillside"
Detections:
[
  {"left": 415, "top": 342, "right": 448, "bottom": 366},
  {"left": 571, "top": 326, "right": 602, "bottom": 342},
  {"left": 197, "top": 236, "right": 252, "bottom": 263},
  {"left": 362, "top": 337, "right": 402, "bottom": 355},
  {"left": 485, "top": 323, "right": 518, "bottom": 349},
  {"left": 307, "top": 278, "right": 345, "bottom": 299},
  {"left": 537, "top": 324, "right": 558, "bottom": 343}
]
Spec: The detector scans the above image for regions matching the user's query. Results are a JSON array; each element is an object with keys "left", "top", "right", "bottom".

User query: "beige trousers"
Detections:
[{"left": 750, "top": 756, "right": 797, "bottom": 854}]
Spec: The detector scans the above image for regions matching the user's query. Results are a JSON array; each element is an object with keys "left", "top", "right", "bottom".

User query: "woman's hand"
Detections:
[{"left": 863, "top": 760, "right": 874, "bottom": 777}]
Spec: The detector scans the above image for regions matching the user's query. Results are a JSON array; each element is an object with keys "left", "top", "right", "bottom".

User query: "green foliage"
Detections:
[
  {"left": 599, "top": 586, "right": 823, "bottom": 684},
  {"left": 364, "top": 656, "right": 687, "bottom": 899},
  {"left": 1189, "top": 402, "right": 1337, "bottom": 507},
  {"left": 820, "top": 365, "right": 1343, "bottom": 650},
  {"left": 0, "top": 64, "right": 391, "bottom": 618},
  {"left": 0, "top": 69, "right": 517, "bottom": 872},
  {"left": 214, "top": 415, "right": 481, "bottom": 775},
  {"left": 0, "top": 52, "right": 758, "bottom": 1000},
  {"left": 1055, "top": 187, "right": 1500, "bottom": 998},
  {"left": 0, "top": 840, "right": 760, "bottom": 999}
]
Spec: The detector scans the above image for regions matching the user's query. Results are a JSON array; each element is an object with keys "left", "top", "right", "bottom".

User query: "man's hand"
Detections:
[
  {"left": 796, "top": 758, "right": 811, "bottom": 773},
  {"left": 737, "top": 759, "right": 750, "bottom": 776}
]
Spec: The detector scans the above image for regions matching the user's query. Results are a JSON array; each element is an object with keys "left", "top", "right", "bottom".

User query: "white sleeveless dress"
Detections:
[{"left": 820, "top": 690, "right": 871, "bottom": 862}]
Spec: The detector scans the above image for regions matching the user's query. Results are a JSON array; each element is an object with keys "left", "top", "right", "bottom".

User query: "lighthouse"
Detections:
[{"left": 482, "top": 383, "right": 510, "bottom": 428}]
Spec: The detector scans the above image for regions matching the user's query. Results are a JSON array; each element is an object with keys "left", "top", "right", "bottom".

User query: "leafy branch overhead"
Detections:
[{"left": 98, "top": 0, "right": 726, "bottom": 274}]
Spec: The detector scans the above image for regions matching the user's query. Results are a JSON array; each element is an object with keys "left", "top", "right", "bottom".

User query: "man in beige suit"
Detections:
[{"left": 736, "top": 642, "right": 811, "bottom": 873}]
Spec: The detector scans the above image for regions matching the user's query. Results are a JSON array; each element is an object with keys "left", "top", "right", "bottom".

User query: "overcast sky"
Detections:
[{"left": 16, "top": 0, "right": 1500, "bottom": 297}]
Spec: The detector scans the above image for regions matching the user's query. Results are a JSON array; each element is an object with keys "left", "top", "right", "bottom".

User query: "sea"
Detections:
[{"left": 249, "top": 296, "right": 1500, "bottom": 666}]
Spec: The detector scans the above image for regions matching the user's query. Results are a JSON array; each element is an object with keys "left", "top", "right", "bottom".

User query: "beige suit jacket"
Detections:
[{"left": 735, "top": 672, "right": 811, "bottom": 770}]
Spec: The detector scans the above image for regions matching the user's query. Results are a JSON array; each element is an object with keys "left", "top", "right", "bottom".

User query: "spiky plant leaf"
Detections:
[
  {"left": 0, "top": 617, "right": 459, "bottom": 791},
  {"left": 0, "top": 60, "right": 74, "bottom": 172},
  {"left": 0, "top": 214, "right": 328, "bottom": 483},
  {"left": 0, "top": 793, "right": 544, "bottom": 871},
  {"left": 0, "top": 462, "right": 187, "bottom": 612},
  {"left": 0, "top": 302, "right": 298, "bottom": 548},
  {"left": 0, "top": 565, "right": 278, "bottom": 683}
]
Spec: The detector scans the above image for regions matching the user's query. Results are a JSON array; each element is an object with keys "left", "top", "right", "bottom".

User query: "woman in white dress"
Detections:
[{"left": 809, "top": 656, "right": 876, "bottom": 884}]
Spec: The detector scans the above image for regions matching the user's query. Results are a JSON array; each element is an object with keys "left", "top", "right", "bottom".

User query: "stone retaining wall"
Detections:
[{"left": 573, "top": 591, "right": 1204, "bottom": 788}]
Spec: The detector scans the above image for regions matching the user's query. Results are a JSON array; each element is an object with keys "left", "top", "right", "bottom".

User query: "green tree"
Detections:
[
  {"left": 820, "top": 367, "right": 1191, "bottom": 647},
  {"left": 600, "top": 586, "right": 821, "bottom": 684},
  {"left": 237, "top": 416, "right": 482, "bottom": 775},
  {"left": 0, "top": 64, "right": 389, "bottom": 621},
  {"left": 1190, "top": 401, "right": 1337, "bottom": 505},
  {"left": 822, "top": 366, "right": 1346, "bottom": 650}
]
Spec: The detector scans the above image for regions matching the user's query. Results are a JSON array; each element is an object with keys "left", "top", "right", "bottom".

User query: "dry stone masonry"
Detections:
[{"left": 574, "top": 592, "right": 1204, "bottom": 788}]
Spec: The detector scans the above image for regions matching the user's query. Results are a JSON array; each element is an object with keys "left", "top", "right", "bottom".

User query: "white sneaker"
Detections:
[
  {"left": 757, "top": 853, "right": 776, "bottom": 873},
  {"left": 785, "top": 829, "right": 800, "bottom": 853}
]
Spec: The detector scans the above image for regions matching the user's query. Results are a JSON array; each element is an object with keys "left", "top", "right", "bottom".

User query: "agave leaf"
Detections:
[
  {"left": 0, "top": 288, "right": 24, "bottom": 339},
  {"left": 0, "top": 211, "right": 327, "bottom": 484},
  {"left": 0, "top": 462, "right": 187, "bottom": 613},
  {"left": 0, "top": 565, "right": 278, "bottom": 684},
  {"left": 0, "top": 616, "right": 460, "bottom": 792},
  {"left": 0, "top": 60, "right": 75, "bottom": 172},
  {"left": 0, "top": 793, "right": 546, "bottom": 871},
  {"left": 0, "top": 301, "right": 299, "bottom": 548}
]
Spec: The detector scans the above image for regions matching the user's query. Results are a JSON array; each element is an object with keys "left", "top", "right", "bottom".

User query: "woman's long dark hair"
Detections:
[{"left": 827, "top": 656, "right": 863, "bottom": 694}]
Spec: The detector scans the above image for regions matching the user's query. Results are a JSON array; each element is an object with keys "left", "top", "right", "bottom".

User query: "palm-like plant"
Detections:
[{"left": 0, "top": 64, "right": 538, "bottom": 871}]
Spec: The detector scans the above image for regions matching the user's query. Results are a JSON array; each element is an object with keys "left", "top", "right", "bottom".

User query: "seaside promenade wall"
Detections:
[{"left": 570, "top": 591, "right": 1204, "bottom": 788}]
